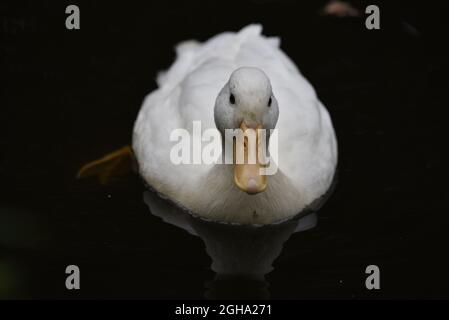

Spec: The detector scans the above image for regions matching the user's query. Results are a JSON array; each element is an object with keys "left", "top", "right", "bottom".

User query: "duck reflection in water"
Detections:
[
  {"left": 78, "top": 143, "right": 334, "bottom": 298},
  {"left": 143, "top": 190, "right": 320, "bottom": 299}
]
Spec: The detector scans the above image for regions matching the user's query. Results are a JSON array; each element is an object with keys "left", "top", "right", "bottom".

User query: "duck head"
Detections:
[{"left": 214, "top": 67, "right": 279, "bottom": 194}]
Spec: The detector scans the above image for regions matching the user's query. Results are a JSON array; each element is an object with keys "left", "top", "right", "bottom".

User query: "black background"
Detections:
[{"left": 1, "top": 0, "right": 448, "bottom": 299}]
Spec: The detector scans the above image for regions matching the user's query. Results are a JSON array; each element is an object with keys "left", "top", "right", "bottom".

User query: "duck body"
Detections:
[{"left": 133, "top": 25, "right": 337, "bottom": 225}]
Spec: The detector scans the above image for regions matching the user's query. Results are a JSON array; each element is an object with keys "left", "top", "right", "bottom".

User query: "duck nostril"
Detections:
[{"left": 229, "top": 94, "right": 235, "bottom": 104}]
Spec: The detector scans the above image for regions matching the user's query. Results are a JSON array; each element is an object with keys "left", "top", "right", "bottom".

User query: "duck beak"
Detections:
[{"left": 233, "top": 121, "right": 268, "bottom": 194}]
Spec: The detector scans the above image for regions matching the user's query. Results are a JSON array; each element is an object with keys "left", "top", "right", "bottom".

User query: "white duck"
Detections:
[{"left": 133, "top": 25, "right": 337, "bottom": 225}]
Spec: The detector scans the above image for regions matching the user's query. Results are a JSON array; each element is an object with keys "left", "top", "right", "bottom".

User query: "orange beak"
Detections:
[{"left": 233, "top": 121, "right": 268, "bottom": 194}]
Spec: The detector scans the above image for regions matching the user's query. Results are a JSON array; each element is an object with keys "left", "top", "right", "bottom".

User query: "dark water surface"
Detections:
[{"left": 1, "top": 1, "right": 448, "bottom": 299}]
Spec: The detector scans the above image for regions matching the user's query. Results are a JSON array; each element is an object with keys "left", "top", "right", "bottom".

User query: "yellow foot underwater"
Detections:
[{"left": 77, "top": 145, "right": 135, "bottom": 185}]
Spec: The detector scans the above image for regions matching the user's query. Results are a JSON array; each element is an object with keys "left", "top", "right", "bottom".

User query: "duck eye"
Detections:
[
  {"left": 229, "top": 94, "right": 235, "bottom": 104},
  {"left": 268, "top": 97, "right": 272, "bottom": 107}
]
